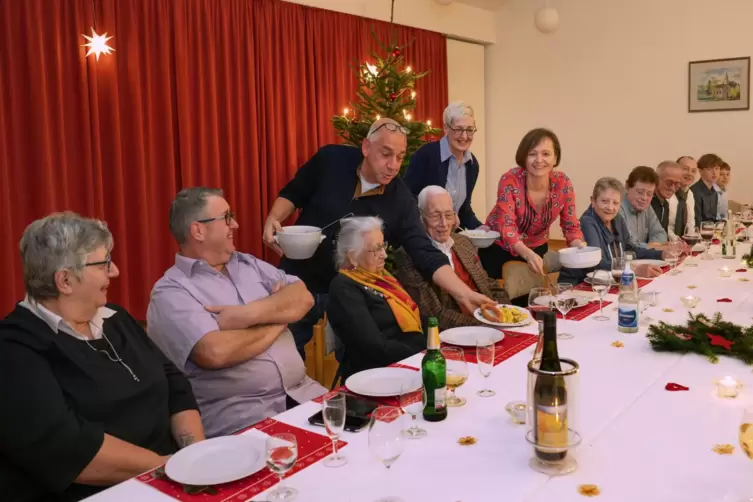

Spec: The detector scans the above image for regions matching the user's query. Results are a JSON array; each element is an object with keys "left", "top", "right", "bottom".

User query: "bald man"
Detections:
[{"left": 263, "top": 118, "right": 491, "bottom": 357}]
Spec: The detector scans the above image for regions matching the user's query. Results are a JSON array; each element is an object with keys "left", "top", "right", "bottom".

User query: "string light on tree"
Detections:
[{"left": 81, "top": 27, "right": 114, "bottom": 61}]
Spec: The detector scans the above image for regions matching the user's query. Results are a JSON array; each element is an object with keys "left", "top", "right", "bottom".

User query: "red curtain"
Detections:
[{"left": 0, "top": 0, "right": 448, "bottom": 318}]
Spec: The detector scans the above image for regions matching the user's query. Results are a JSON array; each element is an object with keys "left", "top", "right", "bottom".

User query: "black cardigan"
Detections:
[
  {"left": 326, "top": 274, "right": 427, "bottom": 380},
  {"left": 278, "top": 144, "right": 449, "bottom": 294},
  {"left": 403, "top": 140, "right": 482, "bottom": 229},
  {"left": 0, "top": 304, "right": 198, "bottom": 502}
]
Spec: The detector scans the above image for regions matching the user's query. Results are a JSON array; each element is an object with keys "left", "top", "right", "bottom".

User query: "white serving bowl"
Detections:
[
  {"left": 459, "top": 229, "right": 500, "bottom": 248},
  {"left": 558, "top": 246, "right": 602, "bottom": 269},
  {"left": 275, "top": 225, "right": 325, "bottom": 260}
]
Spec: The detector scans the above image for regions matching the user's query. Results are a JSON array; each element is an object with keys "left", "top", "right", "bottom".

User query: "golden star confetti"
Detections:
[
  {"left": 739, "top": 278, "right": 750, "bottom": 282},
  {"left": 611, "top": 340, "right": 624, "bottom": 348},
  {"left": 687, "top": 285, "right": 697, "bottom": 289},
  {"left": 712, "top": 444, "right": 735, "bottom": 455},
  {"left": 662, "top": 308, "right": 674, "bottom": 313},
  {"left": 458, "top": 436, "right": 477, "bottom": 446},
  {"left": 578, "top": 484, "right": 601, "bottom": 497}
]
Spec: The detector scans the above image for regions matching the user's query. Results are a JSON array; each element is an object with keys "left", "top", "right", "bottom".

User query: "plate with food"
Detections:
[
  {"left": 531, "top": 295, "right": 590, "bottom": 309},
  {"left": 473, "top": 303, "right": 531, "bottom": 327}
]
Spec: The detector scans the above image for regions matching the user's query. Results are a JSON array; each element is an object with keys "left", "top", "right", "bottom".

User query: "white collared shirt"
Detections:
[
  {"left": 19, "top": 295, "right": 116, "bottom": 340},
  {"left": 431, "top": 236, "right": 455, "bottom": 270}
]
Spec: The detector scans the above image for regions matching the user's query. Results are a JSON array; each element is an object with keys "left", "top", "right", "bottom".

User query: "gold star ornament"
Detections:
[{"left": 82, "top": 27, "right": 114, "bottom": 61}]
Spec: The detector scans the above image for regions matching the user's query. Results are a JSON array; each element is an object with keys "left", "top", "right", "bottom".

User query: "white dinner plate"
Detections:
[
  {"left": 632, "top": 259, "right": 669, "bottom": 268},
  {"left": 439, "top": 326, "right": 504, "bottom": 347},
  {"left": 585, "top": 272, "right": 619, "bottom": 286},
  {"left": 165, "top": 435, "right": 267, "bottom": 486},
  {"left": 532, "top": 295, "right": 590, "bottom": 309},
  {"left": 345, "top": 367, "right": 422, "bottom": 397},
  {"left": 473, "top": 304, "right": 532, "bottom": 327}
]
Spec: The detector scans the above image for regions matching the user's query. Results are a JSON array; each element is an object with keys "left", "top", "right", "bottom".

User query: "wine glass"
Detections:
[
  {"left": 611, "top": 256, "right": 627, "bottom": 285},
  {"left": 591, "top": 270, "right": 611, "bottom": 321},
  {"left": 682, "top": 227, "right": 701, "bottom": 267},
  {"left": 265, "top": 433, "right": 298, "bottom": 501},
  {"left": 369, "top": 406, "right": 405, "bottom": 502},
  {"left": 638, "top": 290, "right": 656, "bottom": 326},
  {"left": 554, "top": 283, "right": 576, "bottom": 340},
  {"left": 665, "top": 240, "right": 682, "bottom": 275},
  {"left": 742, "top": 211, "right": 753, "bottom": 243},
  {"left": 700, "top": 221, "right": 715, "bottom": 260},
  {"left": 322, "top": 393, "right": 347, "bottom": 467},
  {"left": 440, "top": 346, "right": 468, "bottom": 407},
  {"left": 476, "top": 337, "right": 496, "bottom": 397},
  {"left": 399, "top": 382, "right": 426, "bottom": 439}
]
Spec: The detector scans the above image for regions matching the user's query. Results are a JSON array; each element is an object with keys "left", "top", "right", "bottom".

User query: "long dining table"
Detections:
[{"left": 87, "top": 245, "right": 753, "bottom": 502}]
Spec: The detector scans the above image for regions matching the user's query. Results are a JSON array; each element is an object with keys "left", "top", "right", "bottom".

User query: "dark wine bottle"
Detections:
[
  {"left": 533, "top": 311, "right": 568, "bottom": 461},
  {"left": 422, "top": 317, "right": 447, "bottom": 422}
]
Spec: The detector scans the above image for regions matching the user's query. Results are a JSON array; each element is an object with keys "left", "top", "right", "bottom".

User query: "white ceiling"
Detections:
[{"left": 453, "top": 0, "right": 508, "bottom": 11}]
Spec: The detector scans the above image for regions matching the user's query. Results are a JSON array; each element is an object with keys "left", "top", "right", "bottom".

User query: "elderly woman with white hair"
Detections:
[
  {"left": 395, "top": 186, "right": 510, "bottom": 330},
  {"left": 327, "top": 216, "right": 426, "bottom": 380},
  {"left": 0, "top": 212, "right": 204, "bottom": 502},
  {"left": 404, "top": 101, "right": 486, "bottom": 230}
]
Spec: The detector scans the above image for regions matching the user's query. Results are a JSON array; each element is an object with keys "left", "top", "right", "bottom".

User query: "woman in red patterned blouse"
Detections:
[{"left": 479, "top": 128, "right": 585, "bottom": 279}]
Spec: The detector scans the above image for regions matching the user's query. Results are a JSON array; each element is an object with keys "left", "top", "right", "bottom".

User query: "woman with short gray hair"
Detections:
[
  {"left": 403, "top": 100, "right": 485, "bottom": 230},
  {"left": 0, "top": 212, "right": 204, "bottom": 501},
  {"left": 558, "top": 177, "right": 667, "bottom": 285},
  {"left": 327, "top": 216, "right": 426, "bottom": 380}
]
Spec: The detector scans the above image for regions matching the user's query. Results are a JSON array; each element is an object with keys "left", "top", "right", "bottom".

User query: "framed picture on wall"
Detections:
[{"left": 688, "top": 56, "right": 750, "bottom": 112}]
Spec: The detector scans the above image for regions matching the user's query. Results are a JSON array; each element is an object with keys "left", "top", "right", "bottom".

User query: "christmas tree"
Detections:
[{"left": 331, "top": 2, "right": 441, "bottom": 174}]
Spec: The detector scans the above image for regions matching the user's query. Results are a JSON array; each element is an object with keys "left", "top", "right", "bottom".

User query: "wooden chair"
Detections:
[
  {"left": 305, "top": 315, "right": 340, "bottom": 388},
  {"left": 501, "top": 251, "right": 562, "bottom": 300}
]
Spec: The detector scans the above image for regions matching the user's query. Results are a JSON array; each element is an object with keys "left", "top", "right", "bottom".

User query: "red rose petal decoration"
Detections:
[
  {"left": 717, "top": 298, "right": 733, "bottom": 303},
  {"left": 665, "top": 382, "right": 689, "bottom": 391},
  {"left": 737, "top": 269, "right": 748, "bottom": 273}
]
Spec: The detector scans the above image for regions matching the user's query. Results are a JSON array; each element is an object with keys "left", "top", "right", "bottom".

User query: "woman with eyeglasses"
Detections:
[
  {"left": 327, "top": 217, "right": 426, "bottom": 380},
  {"left": 404, "top": 101, "right": 486, "bottom": 230},
  {"left": 479, "top": 128, "right": 585, "bottom": 280},
  {"left": 0, "top": 212, "right": 204, "bottom": 502}
]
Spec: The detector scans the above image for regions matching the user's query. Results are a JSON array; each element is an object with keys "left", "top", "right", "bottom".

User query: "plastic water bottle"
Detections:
[{"left": 617, "top": 257, "right": 639, "bottom": 333}]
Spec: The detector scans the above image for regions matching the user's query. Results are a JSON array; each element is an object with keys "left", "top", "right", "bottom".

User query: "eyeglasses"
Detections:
[
  {"left": 663, "top": 179, "right": 682, "bottom": 189},
  {"left": 369, "top": 122, "right": 409, "bottom": 137},
  {"left": 447, "top": 126, "right": 477, "bottom": 137},
  {"left": 197, "top": 210, "right": 236, "bottom": 226},
  {"left": 366, "top": 242, "right": 389, "bottom": 257},
  {"left": 421, "top": 209, "right": 456, "bottom": 223},
  {"left": 633, "top": 189, "right": 654, "bottom": 199},
  {"left": 85, "top": 254, "right": 112, "bottom": 273}
]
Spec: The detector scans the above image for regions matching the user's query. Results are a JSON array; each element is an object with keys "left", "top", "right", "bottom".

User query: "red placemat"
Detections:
[
  {"left": 573, "top": 279, "right": 650, "bottom": 295},
  {"left": 136, "top": 418, "right": 346, "bottom": 501},
  {"left": 557, "top": 300, "right": 612, "bottom": 321},
  {"left": 313, "top": 363, "right": 420, "bottom": 407},
  {"left": 442, "top": 330, "right": 537, "bottom": 366}
]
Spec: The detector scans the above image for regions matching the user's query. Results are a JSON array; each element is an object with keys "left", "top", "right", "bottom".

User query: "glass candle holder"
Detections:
[
  {"left": 719, "top": 266, "right": 733, "bottom": 278},
  {"left": 505, "top": 401, "right": 527, "bottom": 424},
  {"left": 680, "top": 295, "right": 700, "bottom": 309},
  {"left": 716, "top": 376, "right": 742, "bottom": 398}
]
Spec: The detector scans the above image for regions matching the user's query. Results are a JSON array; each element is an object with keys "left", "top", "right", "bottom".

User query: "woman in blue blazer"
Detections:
[
  {"left": 559, "top": 177, "right": 669, "bottom": 285},
  {"left": 404, "top": 102, "right": 484, "bottom": 230}
]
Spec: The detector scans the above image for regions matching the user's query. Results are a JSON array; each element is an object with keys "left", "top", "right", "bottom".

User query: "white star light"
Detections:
[{"left": 82, "top": 28, "right": 114, "bottom": 61}]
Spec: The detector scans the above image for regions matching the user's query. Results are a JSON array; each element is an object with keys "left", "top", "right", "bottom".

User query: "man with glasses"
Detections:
[
  {"left": 404, "top": 101, "right": 485, "bottom": 230},
  {"left": 394, "top": 186, "right": 509, "bottom": 330},
  {"left": 671, "top": 156, "right": 698, "bottom": 239},
  {"left": 263, "top": 118, "right": 492, "bottom": 359},
  {"left": 619, "top": 166, "right": 668, "bottom": 249},
  {"left": 147, "top": 187, "right": 327, "bottom": 438},
  {"left": 651, "top": 160, "right": 685, "bottom": 236}
]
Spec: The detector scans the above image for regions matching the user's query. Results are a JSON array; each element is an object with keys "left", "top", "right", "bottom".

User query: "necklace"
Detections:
[{"left": 85, "top": 333, "right": 140, "bottom": 382}]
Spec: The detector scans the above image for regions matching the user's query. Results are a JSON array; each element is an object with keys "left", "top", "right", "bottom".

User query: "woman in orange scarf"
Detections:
[{"left": 327, "top": 217, "right": 426, "bottom": 380}]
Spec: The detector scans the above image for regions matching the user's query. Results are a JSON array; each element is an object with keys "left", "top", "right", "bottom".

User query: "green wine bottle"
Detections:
[
  {"left": 422, "top": 317, "right": 447, "bottom": 422},
  {"left": 533, "top": 311, "right": 568, "bottom": 461}
]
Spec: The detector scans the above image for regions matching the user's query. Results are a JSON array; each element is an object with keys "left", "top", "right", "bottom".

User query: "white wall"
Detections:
[
  {"left": 447, "top": 39, "right": 487, "bottom": 217},
  {"left": 486, "top": 0, "right": 753, "bottom": 238},
  {"left": 282, "top": 0, "right": 496, "bottom": 44}
]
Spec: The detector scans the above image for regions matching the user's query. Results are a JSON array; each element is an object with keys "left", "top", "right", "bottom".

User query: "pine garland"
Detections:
[
  {"left": 647, "top": 312, "right": 753, "bottom": 365},
  {"left": 741, "top": 252, "right": 753, "bottom": 268}
]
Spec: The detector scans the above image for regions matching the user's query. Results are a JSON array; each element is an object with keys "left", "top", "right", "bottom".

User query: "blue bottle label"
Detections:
[{"left": 618, "top": 307, "right": 638, "bottom": 328}]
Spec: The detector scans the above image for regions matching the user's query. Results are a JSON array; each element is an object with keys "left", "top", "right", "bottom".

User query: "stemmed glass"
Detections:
[
  {"left": 638, "top": 290, "right": 656, "bottom": 326},
  {"left": 700, "top": 221, "right": 715, "bottom": 260},
  {"left": 741, "top": 210, "right": 753, "bottom": 243},
  {"left": 321, "top": 393, "right": 347, "bottom": 467},
  {"left": 611, "top": 256, "right": 627, "bottom": 284},
  {"left": 682, "top": 227, "right": 701, "bottom": 267},
  {"left": 591, "top": 270, "right": 611, "bottom": 321},
  {"left": 476, "top": 337, "right": 496, "bottom": 397},
  {"left": 369, "top": 406, "right": 405, "bottom": 502},
  {"left": 265, "top": 433, "right": 298, "bottom": 501},
  {"left": 399, "top": 383, "right": 427, "bottom": 439},
  {"left": 554, "top": 282, "right": 576, "bottom": 339},
  {"left": 665, "top": 240, "right": 683, "bottom": 275},
  {"left": 440, "top": 346, "right": 468, "bottom": 407}
]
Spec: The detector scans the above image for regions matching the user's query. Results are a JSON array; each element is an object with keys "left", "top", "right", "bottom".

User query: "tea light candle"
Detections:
[
  {"left": 680, "top": 295, "right": 700, "bottom": 309},
  {"left": 716, "top": 376, "right": 740, "bottom": 398},
  {"left": 720, "top": 266, "right": 733, "bottom": 278},
  {"left": 505, "top": 401, "right": 527, "bottom": 424}
]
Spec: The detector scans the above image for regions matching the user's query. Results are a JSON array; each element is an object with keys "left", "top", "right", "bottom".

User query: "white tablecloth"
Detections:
[{"left": 86, "top": 246, "right": 753, "bottom": 502}]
